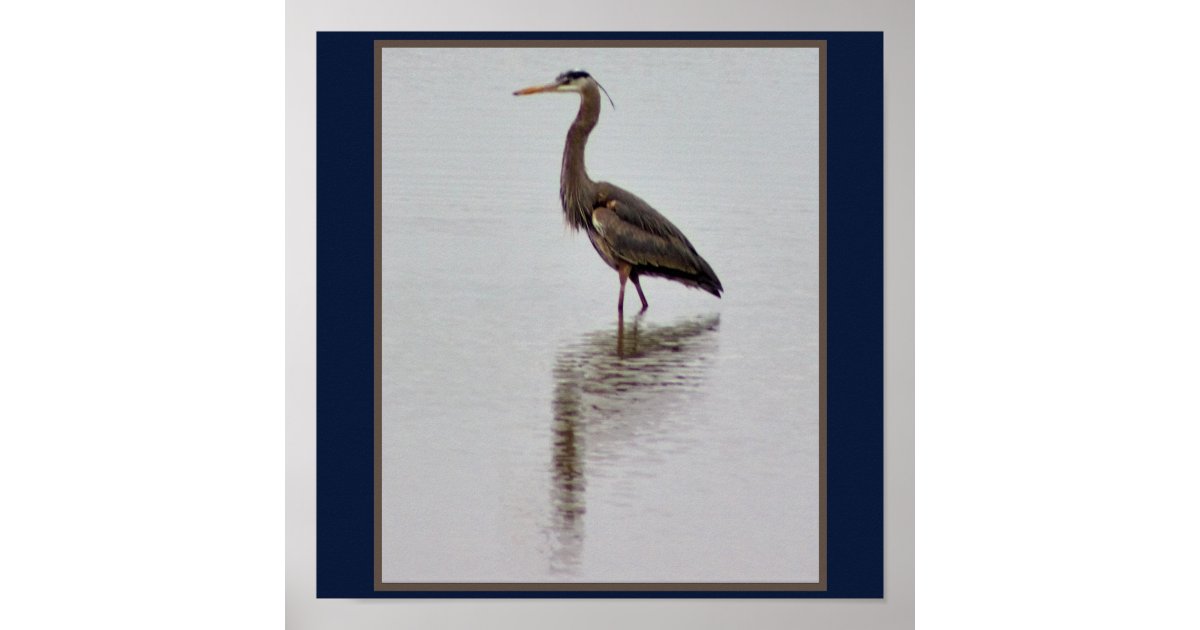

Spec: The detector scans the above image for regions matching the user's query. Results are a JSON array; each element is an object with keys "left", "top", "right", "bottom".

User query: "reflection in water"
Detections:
[{"left": 548, "top": 314, "right": 720, "bottom": 576}]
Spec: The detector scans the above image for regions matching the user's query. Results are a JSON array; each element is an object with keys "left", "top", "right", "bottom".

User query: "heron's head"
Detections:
[{"left": 514, "top": 70, "right": 615, "bottom": 108}]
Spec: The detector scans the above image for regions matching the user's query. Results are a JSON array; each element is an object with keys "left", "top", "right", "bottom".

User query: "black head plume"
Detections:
[
  {"left": 556, "top": 69, "right": 616, "bottom": 110},
  {"left": 556, "top": 69, "right": 591, "bottom": 82}
]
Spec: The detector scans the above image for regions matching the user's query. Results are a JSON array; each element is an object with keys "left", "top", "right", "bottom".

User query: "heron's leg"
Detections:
[
  {"left": 630, "top": 272, "right": 649, "bottom": 312},
  {"left": 617, "top": 264, "right": 631, "bottom": 314}
]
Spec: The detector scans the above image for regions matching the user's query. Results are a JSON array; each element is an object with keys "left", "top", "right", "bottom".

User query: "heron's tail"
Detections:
[
  {"left": 694, "top": 256, "right": 723, "bottom": 298},
  {"left": 638, "top": 256, "right": 723, "bottom": 298}
]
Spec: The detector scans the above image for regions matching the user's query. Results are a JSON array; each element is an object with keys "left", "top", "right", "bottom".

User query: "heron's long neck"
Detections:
[{"left": 560, "top": 87, "right": 601, "bottom": 231}]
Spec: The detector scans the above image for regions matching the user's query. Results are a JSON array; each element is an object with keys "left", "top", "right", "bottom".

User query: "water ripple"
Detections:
[{"left": 546, "top": 314, "right": 720, "bottom": 576}]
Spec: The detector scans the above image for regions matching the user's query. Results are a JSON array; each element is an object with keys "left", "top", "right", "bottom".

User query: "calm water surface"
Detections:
[{"left": 380, "top": 47, "right": 820, "bottom": 583}]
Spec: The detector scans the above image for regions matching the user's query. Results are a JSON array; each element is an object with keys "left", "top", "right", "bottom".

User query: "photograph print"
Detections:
[{"left": 374, "top": 40, "right": 824, "bottom": 591}]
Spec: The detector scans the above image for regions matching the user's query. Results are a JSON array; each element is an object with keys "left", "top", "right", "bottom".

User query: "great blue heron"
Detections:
[{"left": 514, "top": 70, "right": 723, "bottom": 314}]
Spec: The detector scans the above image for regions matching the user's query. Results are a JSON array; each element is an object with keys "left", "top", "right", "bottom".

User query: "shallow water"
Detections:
[{"left": 380, "top": 46, "right": 820, "bottom": 583}]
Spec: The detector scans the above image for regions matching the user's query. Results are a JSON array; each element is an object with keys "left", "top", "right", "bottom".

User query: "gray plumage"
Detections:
[{"left": 516, "top": 70, "right": 723, "bottom": 312}]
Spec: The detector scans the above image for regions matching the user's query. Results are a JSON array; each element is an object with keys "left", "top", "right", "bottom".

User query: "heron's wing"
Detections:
[
  {"left": 593, "top": 182, "right": 695, "bottom": 250},
  {"left": 591, "top": 203, "right": 700, "bottom": 273},
  {"left": 592, "top": 182, "right": 724, "bottom": 297}
]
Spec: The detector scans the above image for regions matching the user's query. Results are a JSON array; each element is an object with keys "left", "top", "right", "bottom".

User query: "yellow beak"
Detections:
[{"left": 513, "top": 82, "right": 560, "bottom": 96}]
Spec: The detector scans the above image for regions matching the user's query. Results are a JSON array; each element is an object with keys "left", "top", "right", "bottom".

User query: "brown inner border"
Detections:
[{"left": 374, "top": 39, "right": 827, "bottom": 592}]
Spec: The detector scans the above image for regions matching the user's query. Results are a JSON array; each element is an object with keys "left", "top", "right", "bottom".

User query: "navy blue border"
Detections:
[{"left": 317, "top": 32, "right": 882, "bottom": 598}]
